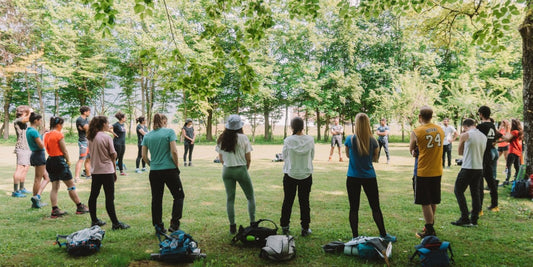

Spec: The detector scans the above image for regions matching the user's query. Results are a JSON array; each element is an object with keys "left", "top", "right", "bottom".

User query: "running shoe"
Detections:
[
  {"left": 92, "top": 219, "right": 106, "bottom": 227},
  {"left": 415, "top": 227, "right": 436, "bottom": 239},
  {"left": 76, "top": 203, "right": 89, "bottom": 214},
  {"left": 301, "top": 228, "right": 312, "bottom": 237},
  {"left": 451, "top": 218, "right": 473, "bottom": 227},
  {"left": 380, "top": 233, "right": 397, "bottom": 243},
  {"left": 19, "top": 188, "right": 31, "bottom": 194},
  {"left": 51, "top": 208, "right": 67, "bottom": 218},
  {"left": 31, "top": 196, "right": 41, "bottom": 208},
  {"left": 12, "top": 191, "right": 26, "bottom": 198},
  {"left": 112, "top": 222, "right": 130, "bottom": 230},
  {"left": 488, "top": 206, "right": 500, "bottom": 212}
]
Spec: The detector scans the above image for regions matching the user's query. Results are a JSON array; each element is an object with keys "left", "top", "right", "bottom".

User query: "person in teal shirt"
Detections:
[
  {"left": 26, "top": 112, "right": 49, "bottom": 208},
  {"left": 142, "top": 113, "right": 184, "bottom": 234}
]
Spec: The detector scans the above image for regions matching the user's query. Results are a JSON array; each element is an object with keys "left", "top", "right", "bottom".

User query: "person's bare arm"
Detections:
[
  {"left": 59, "top": 138, "right": 70, "bottom": 165},
  {"left": 142, "top": 146, "right": 150, "bottom": 166},
  {"left": 170, "top": 140, "right": 179, "bottom": 167},
  {"left": 218, "top": 153, "right": 224, "bottom": 165},
  {"left": 409, "top": 131, "right": 418, "bottom": 157},
  {"left": 458, "top": 133, "right": 468, "bottom": 156},
  {"left": 245, "top": 152, "right": 251, "bottom": 170},
  {"left": 372, "top": 146, "right": 379, "bottom": 162}
]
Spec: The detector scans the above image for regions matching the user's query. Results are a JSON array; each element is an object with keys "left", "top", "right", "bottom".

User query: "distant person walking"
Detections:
[
  {"left": 451, "top": 118, "right": 486, "bottom": 227},
  {"left": 345, "top": 113, "right": 396, "bottom": 242},
  {"left": 441, "top": 118, "right": 458, "bottom": 168},
  {"left": 12, "top": 105, "right": 32, "bottom": 198},
  {"left": 135, "top": 116, "right": 148, "bottom": 173},
  {"left": 26, "top": 112, "right": 50, "bottom": 208},
  {"left": 216, "top": 115, "right": 256, "bottom": 234},
  {"left": 181, "top": 119, "right": 196, "bottom": 167},
  {"left": 142, "top": 114, "right": 184, "bottom": 234},
  {"left": 44, "top": 116, "right": 89, "bottom": 218},
  {"left": 280, "top": 117, "right": 314, "bottom": 237},
  {"left": 376, "top": 118, "right": 390, "bottom": 164},
  {"left": 87, "top": 116, "right": 130, "bottom": 230},
  {"left": 329, "top": 118, "right": 343, "bottom": 162},
  {"left": 111, "top": 112, "right": 127, "bottom": 176},
  {"left": 502, "top": 119, "right": 523, "bottom": 186},
  {"left": 409, "top": 106, "right": 444, "bottom": 238},
  {"left": 74, "top": 106, "right": 91, "bottom": 182}
]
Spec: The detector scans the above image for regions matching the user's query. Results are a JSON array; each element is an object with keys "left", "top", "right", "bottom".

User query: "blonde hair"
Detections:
[
  {"left": 153, "top": 113, "right": 167, "bottom": 129},
  {"left": 354, "top": 113, "right": 374, "bottom": 156}
]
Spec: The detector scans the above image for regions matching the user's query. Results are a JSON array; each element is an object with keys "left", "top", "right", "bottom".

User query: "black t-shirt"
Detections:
[
  {"left": 477, "top": 121, "right": 502, "bottom": 158},
  {"left": 76, "top": 116, "right": 89, "bottom": 142},
  {"left": 182, "top": 126, "right": 194, "bottom": 144},
  {"left": 136, "top": 124, "right": 148, "bottom": 145},
  {"left": 113, "top": 122, "right": 126, "bottom": 145}
]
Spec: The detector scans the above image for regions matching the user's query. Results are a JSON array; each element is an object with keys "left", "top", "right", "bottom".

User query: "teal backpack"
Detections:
[
  {"left": 410, "top": 235, "right": 454, "bottom": 267},
  {"left": 151, "top": 230, "right": 205, "bottom": 262}
]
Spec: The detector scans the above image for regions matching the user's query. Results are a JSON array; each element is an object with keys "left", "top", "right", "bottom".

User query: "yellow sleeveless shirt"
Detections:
[{"left": 413, "top": 123, "right": 445, "bottom": 177}]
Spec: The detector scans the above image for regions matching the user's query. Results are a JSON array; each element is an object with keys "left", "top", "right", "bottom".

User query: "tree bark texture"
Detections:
[{"left": 520, "top": 5, "right": 533, "bottom": 176}]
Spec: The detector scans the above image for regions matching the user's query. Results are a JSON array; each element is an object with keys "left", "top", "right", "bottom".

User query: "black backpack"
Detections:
[
  {"left": 231, "top": 219, "right": 278, "bottom": 247},
  {"left": 511, "top": 165, "right": 530, "bottom": 198}
]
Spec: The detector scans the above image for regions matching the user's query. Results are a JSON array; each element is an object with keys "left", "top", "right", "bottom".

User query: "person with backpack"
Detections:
[
  {"left": 502, "top": 119, "right": 523, "bottom": 186},
  {"left": 87, "top": 116, "right": 130, "bottom": 230},
  {"left": 44, "top": 116, "right": 89, "bottom": 218},
  {"left": 451, "top": 118, "right": 486, "bottom": 227},
  {"left": 216, "top": 114, "right": 256, "bottom": 234},
  {"left": 280, "top": 117, "right": 314, "bottom": 237},
  {"left": 142, "top": 113, "right": 184, "bottom": 234},
  {"left": 344, "top": 113, "right": 396, "bottom": 243},
  {"left": 26, "top": 112, "right": 50, "bottom": 208}
]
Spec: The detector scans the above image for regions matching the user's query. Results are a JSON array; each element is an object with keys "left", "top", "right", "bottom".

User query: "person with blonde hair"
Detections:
[
  {"left": 12, "top": 105, "right": 32, "bottom": 197},
  {"left": 142, "top": 113, "right": 184, "bottom": 234},
  {"left": 344, "top": 113, "right": 396, "bottom": 242}
]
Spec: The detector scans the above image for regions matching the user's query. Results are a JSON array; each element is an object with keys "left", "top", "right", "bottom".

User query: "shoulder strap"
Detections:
[
  {"left": 441, "top": 241, "right": 454, "bottom": 263},
  {"left": 55, "top": 234, "right": 68, "bottom": 248},
  {"left": 256, "top": 219, "right": 279, "bottom": 231}
]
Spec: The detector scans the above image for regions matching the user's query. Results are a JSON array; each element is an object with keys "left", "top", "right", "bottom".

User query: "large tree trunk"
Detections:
[
  {"left": 520, "top": 6, "right": 533, "bottom": 176},
  {"left": 206, "top": 108, "right": 213, "bottom": 141},
  {"left": 2, "top": 87, "right": 11, "bottom": 139},
  {"left": 315, "top": 107, "right": 321, "bottom": 141},
  {"left": 264, "top": 109, "right": 271, "bottom": 141}
]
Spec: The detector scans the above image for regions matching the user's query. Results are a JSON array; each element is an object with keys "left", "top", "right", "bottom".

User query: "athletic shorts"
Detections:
[
  {"left": 498, "top": 145, "right": 509, "bottom": 152},
  {"left": 46, "top": 156, "right": 73, "bottom": 182},
  {"left": 30, "top": 150, "right": 46, "bottom": 166},
  {"left": 413, "top": 175, "right": 441, "bottom": 205},
  {"left": 331, "top": 135, "right": 342, "bottom": 147},
  {"left": 78, "top": 140, "right": 90, "bottom": 160},
  {"left": 15, "top": 149, "right": 31, "bottom": 166}
]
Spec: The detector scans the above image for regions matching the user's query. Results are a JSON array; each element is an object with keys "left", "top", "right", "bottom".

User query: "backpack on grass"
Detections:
[
  {"left": 231, "top": 219, "right": 278, "bottom": 247},
  {"left": 511, "top": 165, "right": 530, "bottom": 198},
  {"left": 55, "top": 226, "right": 105, "bottom": 256},
  {"left": 343, "top": 237, "right": 392, "bottom": 262},
  {"left": 150, "top": 229, "right": 205, "bottom": 263},
  {"left": 260, "top": 235, "right": 295, "bottom": 261},
  {"left": 410, "top": 235, "right": 454, "bottom": 267}
]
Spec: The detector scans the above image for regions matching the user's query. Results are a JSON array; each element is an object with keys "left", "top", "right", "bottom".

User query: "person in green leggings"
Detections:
[{"left": 216, "top": 114, "right": 256, "bottom": 234}]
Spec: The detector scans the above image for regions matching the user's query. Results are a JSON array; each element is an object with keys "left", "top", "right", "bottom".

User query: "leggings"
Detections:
[
  {"left": 506, "top": 153, "right": 521, "bottom": 181},
  {"left": 183, "top": 143, "right": 194, "bottom": 163},
  {"left": 114, "top": 144, "right": 125, "bottom": 172},
  {"left": 346, "top": 177, "right": 386, "bottom": 238},
  {"left": 136, "top": 145, "right": 145, "bottom": 169},
  {"left": 222, "top": 165, "right": 255, "bottom": 225},
  {"left": 280, "top": 174, "right": 312, "bottom": 229},
  {"left": 88, "top": 173, "right": 119, "bottom": 224}
]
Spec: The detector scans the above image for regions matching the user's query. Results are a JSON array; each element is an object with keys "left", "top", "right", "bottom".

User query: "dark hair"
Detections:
[
  {"left": 291, "top": 117, "right": 304, "bottom": 135},
  {"left": 80, "top": 106, "right": 90, "bottom": 114},
  {"left": 87, "top": 116, "right": 108, "bottom": 141},
  {"left": 183, "top": 119, "right": 192, "bottom": 127},
  {"left": 136, "top": 116, "right": 145, "bottom": 124},
  {"left": 511, "top": 119, "right": 523, "bottom": 139},
  {"left": 153, "top": 113, "right": 167, "bottom": 129},
  {"left": 29, "top": 112, "right": 42, "bottom": 123},
  {"left": 217, "top": 128, "right": 243, "bottom": 153},
  {"left": 462, "top": 118, "right": 475, "bottom": 127},
  {"left": 49, "top": 116, "right": 64, "bottom": 129},
  {"left": 419, "top": 106, "right": 433, "bottom": 122},
  {"left": 478, "top": 106, "right": 491, "bottom": 119},
  {"left": 115, "top": 111, "right": 125, "bottom": 120}
]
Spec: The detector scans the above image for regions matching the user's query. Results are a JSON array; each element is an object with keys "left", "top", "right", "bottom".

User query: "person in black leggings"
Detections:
[
  {"left": 135, "top": 116, "right": 148, "bottom": 173},
  {"left": 111, "top": 112, "right": 127, "bottom": 176},
  {"left": 181, "top": 119, "right": 196, "bottom": 166}
]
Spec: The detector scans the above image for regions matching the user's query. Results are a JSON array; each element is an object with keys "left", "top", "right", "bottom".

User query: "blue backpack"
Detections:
[
  {"left": 410, "top": 236, "right": 454, "bottom": 267},
  {"left": 151, "top": 230, "right": 205, "bottom": 262}
]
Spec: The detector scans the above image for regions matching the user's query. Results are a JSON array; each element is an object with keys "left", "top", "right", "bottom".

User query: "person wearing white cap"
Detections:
[{"left": 216, "top": 114, "right": 256, "bottom": 234}]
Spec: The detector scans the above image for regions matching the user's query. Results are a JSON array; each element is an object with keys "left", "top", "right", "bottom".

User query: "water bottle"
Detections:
[{"left": 246, "top": 235, "right": 258, "bottom": 242}]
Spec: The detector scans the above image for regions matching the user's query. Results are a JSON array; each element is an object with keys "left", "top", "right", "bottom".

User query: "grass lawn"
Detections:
[{"left": 0, "top": 142, "right": 532, "bottom": 266}]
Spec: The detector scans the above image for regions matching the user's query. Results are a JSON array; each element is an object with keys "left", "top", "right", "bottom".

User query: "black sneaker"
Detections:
[
  {"left": 451, "top": 218, "right": 473, "bottom": 227},
  {"left": 415, "top": 227, "right": 436, "bottom": 239},
  {"left": 230, "top": 224, "right": 237, "bottom": 234},
  {"left": 155, "top": 224, "right": 167, "bottom": 234},
  {"left": 92, "top": 219, "right": 106, "bottom": 227},
  {"left": 168, "top": 224, "right": 180, "bottom": 233},
  {"left": 112, "top": 222, "right": 130, "bottom": 230},
  {"left": 76, "top": 203, "right": 89, "bottom": 214},
  {"left": 51, "top": 208, "right": 67, "bottom": 218},
  {"left": 301, "top": 228, "right": 312, "bottom": 237}
]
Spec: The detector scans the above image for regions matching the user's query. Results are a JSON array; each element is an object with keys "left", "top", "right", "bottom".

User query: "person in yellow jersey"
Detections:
[{"left": 409, "top": 106, "right": 444, "bottom": 238}]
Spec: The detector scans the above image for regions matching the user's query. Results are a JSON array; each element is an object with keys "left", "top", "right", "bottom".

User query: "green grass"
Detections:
[{"left": 0, "top": 143, "right": 532, "bottom": 266}]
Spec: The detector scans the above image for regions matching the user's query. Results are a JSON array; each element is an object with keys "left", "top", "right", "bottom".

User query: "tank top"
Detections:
[
  {"left": 413, "top": 123, "right": 444, "bottom": 177},
  {"left": 462, "top": 129, "right": 486, "bottom": 170}
]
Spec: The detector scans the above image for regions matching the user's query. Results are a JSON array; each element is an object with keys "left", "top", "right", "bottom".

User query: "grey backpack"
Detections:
[{"left": 260, "top": 235, "right": 295, "bottom": 261}]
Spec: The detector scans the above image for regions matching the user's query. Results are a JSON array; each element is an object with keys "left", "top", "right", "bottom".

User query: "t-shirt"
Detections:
[
  {"left": 497, "top": 128, "right": 509, "bottom": 148},
  {"left": 413, "top": 123, "right": 444, "bottom": 177},
  {"left": 377, "top": 125, "right": 389, "bottom": 142},
  {"left": 136, "top": 124, "right": 148, "bottom": 146},
  {"left": 26, "top": 127, "right": 43, "bottom": 152},
  {"left": 89, "top": 132, "right": 117, "bottom": 174},
  {"left": 216, "top": 134, "right": 253, "bottom": 167},
  {"left": 477, "top": 121, "right": 498, "bottom": 159},
  {"left": 142, "top": 128, "right": 178, "bottom": 170},
  {"left": 44, "top": 130, "right": 64, "bottom": 157},
  {"left": 76, "top": 116, "right": 89, "bottom": 142},
  {"left": 282, "top": 134, "right": 314, "bottom": 179},
  {"left": 182, "top": 126, "right": 194, "bottom": 144},
  {"left": 331, "top": 125, "right": 343, "bottom": 136},
  {"left": 113, "top": 122, "right": 126, "bottom": 146},
  {"left": 509, "top": 130, "right": 522, "bottom": 157},
  {"left": 441, "top": 125, "right": 456, "bottom": 145},
  {"left": 345, "top": 135, "right": 378, "bottom": 178},
  {"left": 461, "top": 129, "right": 487, "bottom": 170}
]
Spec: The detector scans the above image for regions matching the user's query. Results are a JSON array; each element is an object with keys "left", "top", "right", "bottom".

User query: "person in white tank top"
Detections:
[{"left": 451, "top": 119, "right": 487, "bottom": 227}]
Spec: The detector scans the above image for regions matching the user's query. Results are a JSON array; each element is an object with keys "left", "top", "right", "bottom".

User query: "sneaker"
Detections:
[
  {"left": 31, "top": 196, "right": 41, "bottom": 208},
  {"left": 51, "top": 208, "right": 67, "bottom": 218},
  {"left": 19, "top": 188, "right": 31, "bottom": 194},
  {"left": 141, "top": 168, "right": 147, "bottom": 172},
  {"left": 230, "top": 224, "right": 237, "bottom": 235},
  {"left": 112, "top": 222, "right": 130, "bottom": 230},
  {"left": 92, "top": 219, "right": 106, "bottom": 226},
  {"left": 301, "top": 228, "right": 312, "bottom": 237},
  {"left": 12, "top": 191, "right": 26, "bottom": 198},
  {"left": 380, "top": 233, "right": 397, "bottom": 243},
  {"left": 188, "top": 162, "right": 192, "bottom": 166},
  {"left": 488, "top": 206, "right": 500, "bottom": 212},
  {"left": 120, "top": 172, "right": 127, "bottom": 176},
  {"left": 135, "top": 169, "right": 142, "bottom": 173},
  {"left": 168, "top": 223, "right": 180, "bottom": 233},
  {"left": 76, "top": 203, "right": 89, "bottom": 214},
  {"left": 183, "top": 162, "right": 187, "bottom": 167},
  {"left": 85, "top": 175, "right": 92, "bottom": 180},
  {"left": 155, "top": 224, "right": 167, "bottom": 234},
  {"left": 451, "top": 218, "right": 473, "bottom": 227},
  {"left": 416, "top": 227, "right": 436, "bottom": 239},
  {"left": 387, "top": 159, "right": 390, "bottom": 164},
  {"left": 479, "top": 210, "right": 484, "bottom": 217},
  {"left": 281, "top": 226, "right": 290, "bottom": 235}
]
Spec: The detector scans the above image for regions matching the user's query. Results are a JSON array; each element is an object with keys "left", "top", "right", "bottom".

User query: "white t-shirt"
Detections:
[
  {"left": 442, "top": 125, "right": 457, "bottom": 145},
  {"left": 216, "top": 134, "right": 253, "bottom": 167},
  {"left": 282, "top": 135, "right": 314, "bottom": 179}
]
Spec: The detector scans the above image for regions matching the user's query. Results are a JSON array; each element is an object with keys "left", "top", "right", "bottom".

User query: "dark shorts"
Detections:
[
  {"left": 413, "top": 176, "right": 441, "bottom": 205},
  {"left": 46, "top": 156, "right": 73, "bottom": 182},
  {"left": 498, "top": 146, "right": 509, "bottom": 152},
  {"left": 331, "top": 135, "right": 342, "bottom": 147},
  {"left": 78, "top": 140, "right": 90, "bottom": 160},
  {"left": 30, "top": 150, "right": 46, "bottom": 166}
]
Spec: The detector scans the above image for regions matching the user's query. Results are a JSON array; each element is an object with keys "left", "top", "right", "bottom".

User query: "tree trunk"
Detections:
[
  {"left": 36, "top": 68, "right": 45, "bottom": 131},
  {"left": 263, "top": 100, "right": 271, "bottom": 140},
  {"left": 315, "top": 107, "right": 321, "bottom": 141},
  {"left": 520, "top": 6, "right": 533, "bottom": 176},
  {"left": 283, "top": 104, "right": 288, "bottom": 139},
  {"left": 206, "top": 108, "right": 213, "bottom": 141},
  {"left": 323, "top": 115, "right": 330, "bottom": 142},
  {"left": 2, "top": 87, "right": 11, "bottom": 139}
]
